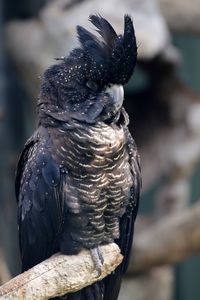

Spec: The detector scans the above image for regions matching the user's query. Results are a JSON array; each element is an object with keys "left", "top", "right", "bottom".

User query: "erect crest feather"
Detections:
[
  {"left": 89, "top": 14, "right": 118, "bottom": 50},
  {"left": 76, "top": 14, "right": 137, "bottom": 85}
]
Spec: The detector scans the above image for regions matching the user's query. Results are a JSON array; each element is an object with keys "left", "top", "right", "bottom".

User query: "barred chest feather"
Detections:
[{"left": 48, "top": 121, "right": 133, "bottom": 248}]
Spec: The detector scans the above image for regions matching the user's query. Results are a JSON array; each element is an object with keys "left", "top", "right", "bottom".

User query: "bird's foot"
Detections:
[{"left": 90, "top": 247, "right": 104, "bottom": 277}]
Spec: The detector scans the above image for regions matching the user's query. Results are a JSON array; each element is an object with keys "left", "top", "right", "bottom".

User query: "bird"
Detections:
[{"left": 15, "top": 14, "right": 141, "bottom": 300}]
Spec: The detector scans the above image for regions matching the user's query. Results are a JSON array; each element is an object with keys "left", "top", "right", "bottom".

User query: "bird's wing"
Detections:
[
  {"left": 15, "top": 133, "right": 65, "bottom": 271},
  {"left": 119, "top": 129, "right": 141, "bottom": 272},
  {"left": 103, "top": 128, "right": 141, "bottom": 300}
]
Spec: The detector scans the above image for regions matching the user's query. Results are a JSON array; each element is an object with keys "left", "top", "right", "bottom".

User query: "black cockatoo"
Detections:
[{"left": 15, "top": 15, "right": 141, "bottom": 300}]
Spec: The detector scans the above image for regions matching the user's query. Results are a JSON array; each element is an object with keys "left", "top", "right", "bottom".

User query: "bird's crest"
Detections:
[{"left": 76, "top": 14, "right": 137, "bottom": 85}]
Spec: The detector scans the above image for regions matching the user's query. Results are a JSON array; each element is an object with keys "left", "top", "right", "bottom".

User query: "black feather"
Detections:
[
  {"left": 89, "top": 14, "right": 118, "bottom": 50},
  {"left": 122, "top": 15, "right": 137, "bottom": 83},
  {"left": 42, "top": 159, "right": 60, "bottom": 186}
]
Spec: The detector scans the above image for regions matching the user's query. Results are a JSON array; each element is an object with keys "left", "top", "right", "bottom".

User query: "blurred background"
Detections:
[{"left": 1, "top": 0, "right": 200, "bottom": 299}]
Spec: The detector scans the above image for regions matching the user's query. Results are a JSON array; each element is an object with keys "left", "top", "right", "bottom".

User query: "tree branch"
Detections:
[
  {"left": 0, "top": 243, "right": 122, "bottom": 300},
  {"left": 128, "top": 201, "right": 200, "bottom": 275}
]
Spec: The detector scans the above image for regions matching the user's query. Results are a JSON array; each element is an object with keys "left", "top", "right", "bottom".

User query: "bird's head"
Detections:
[{"left": 38, "top": 15, "right": 137, "bottom": 124}]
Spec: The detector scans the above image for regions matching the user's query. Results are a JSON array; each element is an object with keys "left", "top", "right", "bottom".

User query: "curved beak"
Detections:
[{"left": 105, "top": 84, "right": 124, "bottom": 112}]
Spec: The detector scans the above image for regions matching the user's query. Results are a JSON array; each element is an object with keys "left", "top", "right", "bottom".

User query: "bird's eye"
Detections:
[{"left": 86, "top": 80, "right": 98, "bottom": 91}]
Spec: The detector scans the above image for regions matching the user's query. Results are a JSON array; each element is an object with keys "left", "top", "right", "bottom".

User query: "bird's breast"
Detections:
[
  {"left": 49, "top": 122, "right": 133, "bottom": 246},
  {"left": 51, "top": 122, "right": 126, "bottom": 169}
]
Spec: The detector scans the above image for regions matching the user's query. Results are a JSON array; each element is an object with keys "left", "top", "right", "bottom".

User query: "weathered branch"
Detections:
[
  {"left": 128, "top": 201, "right": 200, "bottom": 275},
  {"left": 0, "top": 243, "right": 122, "bottom": 300}
]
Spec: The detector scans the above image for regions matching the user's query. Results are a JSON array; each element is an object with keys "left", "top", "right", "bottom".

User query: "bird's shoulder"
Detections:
[{"left": 15, "top": 127, "right": 61, "bottom": 210}]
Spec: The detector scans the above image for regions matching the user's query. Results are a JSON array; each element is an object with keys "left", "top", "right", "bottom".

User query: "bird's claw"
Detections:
[{"left": 90, "top": 247, "right": 104, "bottom": 277}]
